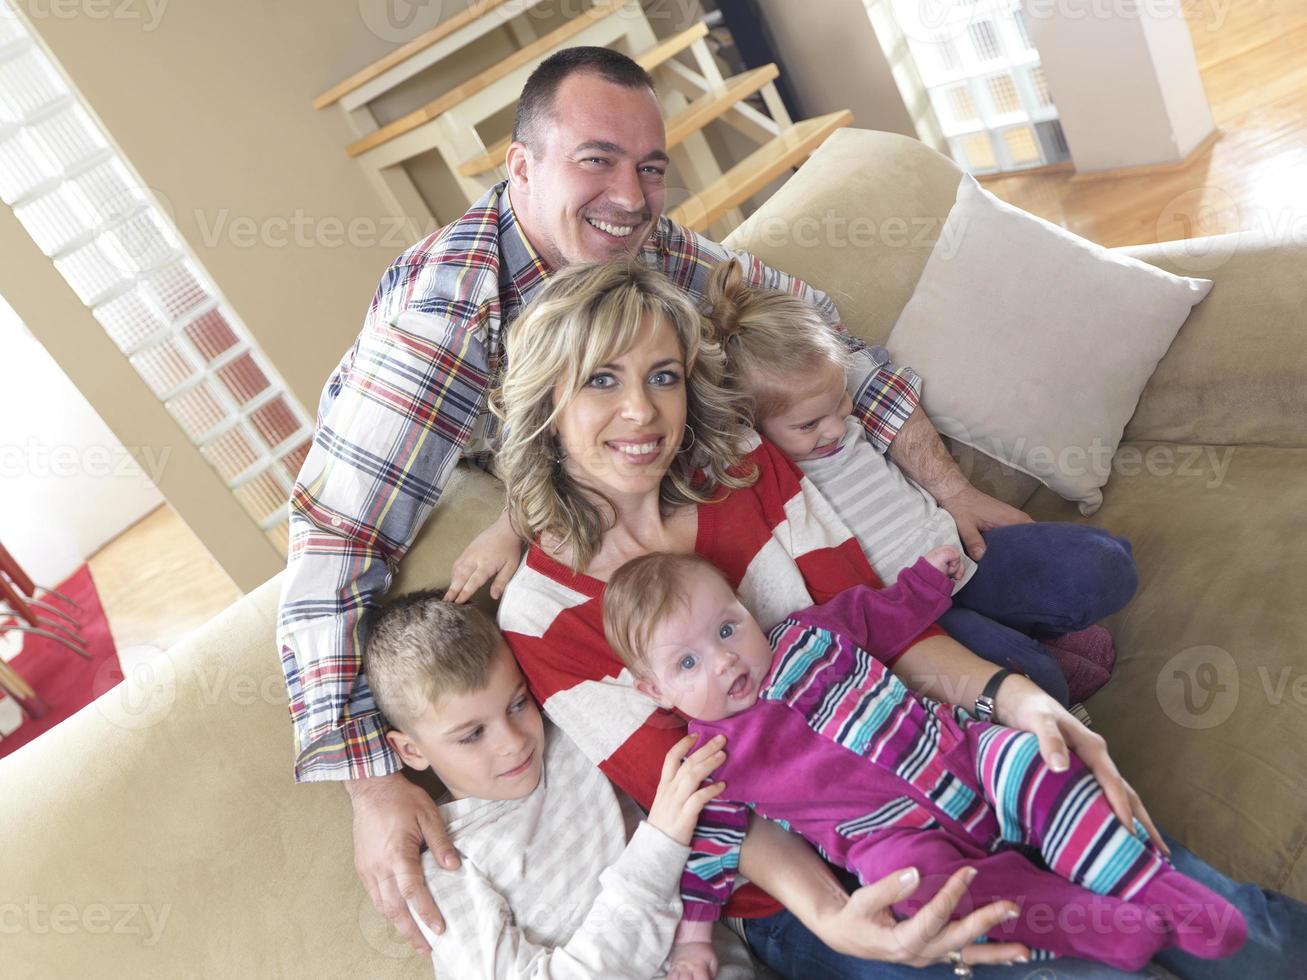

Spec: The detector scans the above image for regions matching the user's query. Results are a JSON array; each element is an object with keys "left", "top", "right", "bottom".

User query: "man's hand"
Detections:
[
  {"left": 667, "top": 940, "right": 718, "bottom": 980},
  {"left": 346, "top": 772, "right": 460, "bottom": 954},
  {"left": 938, "top": 485, "right": 1032, "bottom": 562}
]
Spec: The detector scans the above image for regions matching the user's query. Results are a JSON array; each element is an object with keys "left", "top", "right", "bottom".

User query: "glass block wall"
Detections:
[
  {"left": 0, "top": 2, "right": 310, "bottom": 558},
  {"left": 867, "top": 0, "right": 1070, "bottom": 175}
]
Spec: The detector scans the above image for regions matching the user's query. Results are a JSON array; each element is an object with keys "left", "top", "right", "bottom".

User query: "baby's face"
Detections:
[
  {"left": 757, "top": 361, "right": 853, "bottom": 462},
  {"left": 634, "top": 566, "right": 775, "bottom": 722}
]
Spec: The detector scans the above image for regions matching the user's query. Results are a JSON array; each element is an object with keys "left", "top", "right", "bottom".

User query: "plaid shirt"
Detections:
[{"left": 277, "top": 181, "right": 922, "bottom": 782}]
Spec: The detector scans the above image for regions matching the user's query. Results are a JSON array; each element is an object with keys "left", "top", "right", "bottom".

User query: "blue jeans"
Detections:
[
  {"left": 938, "top": 523, "right": 1139, "bottom": 707},
  {"left": 741, "top": 831, "right": 1307, "bottom": 978}
]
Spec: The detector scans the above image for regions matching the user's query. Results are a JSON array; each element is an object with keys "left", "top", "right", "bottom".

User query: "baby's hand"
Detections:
[
  {"left": 924, "top": 545, "right": 965, "bottom": 583},
  {"left": 667, "top": 940, "right": 718, "bottom": 980},
  {"left": 445, "top": 510, "right": 523, "bottom": 603},
  {"left": 648, "top": 734, "right": 727, "bottom": 846}
]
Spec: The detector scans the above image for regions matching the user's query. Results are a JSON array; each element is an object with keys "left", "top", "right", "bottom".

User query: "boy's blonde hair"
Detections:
[
  {"left": 364, "top": 591, "right": 503, "bottom": 733},
  {"left": 603, "top": 551, "right": 727, "bottom": 673},
  {"left": 491, "top": 261, "right": 756, "bottom": 572},
  {"left": 706, "top": 259, "right": 855, "bottom": 421}
]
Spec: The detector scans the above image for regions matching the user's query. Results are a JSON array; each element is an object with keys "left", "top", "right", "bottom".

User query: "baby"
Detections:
[{"left": 601, "top": 549, "right": 1246, "bottom": 975}]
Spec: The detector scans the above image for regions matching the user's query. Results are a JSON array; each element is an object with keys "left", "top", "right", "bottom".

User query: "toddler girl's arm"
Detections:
[
  {"left": 789, "top": 557, "right": 954, "bottom": 665},
  {"left": 445, "top": 508, "right": 523, "bottom": 603}
]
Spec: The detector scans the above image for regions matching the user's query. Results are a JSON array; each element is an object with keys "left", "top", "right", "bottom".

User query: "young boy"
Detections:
[
  {"left": 602, "top": 552, "right": 1245, "bottom": 976},
  {"left": 363, "top": 590, "right": 751, "bottom": 980}
]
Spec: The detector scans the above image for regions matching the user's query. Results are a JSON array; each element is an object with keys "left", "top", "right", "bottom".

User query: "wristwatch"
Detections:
[{"left": 974, "top": 668, "right": 1017, "bottom": 722}]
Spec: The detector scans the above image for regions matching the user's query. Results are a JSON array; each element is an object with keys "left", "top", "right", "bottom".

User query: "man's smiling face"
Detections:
[{"left": 506, "top": 71, "right": 668, "bottom": 268}]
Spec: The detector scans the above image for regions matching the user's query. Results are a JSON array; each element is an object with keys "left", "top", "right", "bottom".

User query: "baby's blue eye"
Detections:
[
  {"left": 509, "top": 697, "right": 528, "bottom": 714},
  {"left": 719, "top": 623, "right": 735, "bottom": 640},
  {"left": 459, "top": 727, "right": 483, "bottom": 744},
  {"left": 678, "top": 654, "right": 698, "bottom": 671}
]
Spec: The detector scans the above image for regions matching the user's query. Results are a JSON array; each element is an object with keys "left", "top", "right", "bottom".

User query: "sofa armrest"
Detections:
[
  {"left": 0, "top": 467, "right": 507, "bottom": 977},
  {"left": 1118, "top": 232, "right": 1307, "bottom": 447}
]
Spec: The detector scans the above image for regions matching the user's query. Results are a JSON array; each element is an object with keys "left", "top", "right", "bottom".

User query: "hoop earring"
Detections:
[{"left": 680, "top": 424, "right": 697, "bottom": 452}]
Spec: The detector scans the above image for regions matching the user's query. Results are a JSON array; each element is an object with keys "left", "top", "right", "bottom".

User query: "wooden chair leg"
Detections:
[
  {"left": 0, "top": 542, "right": 35, "bottom": 596},
  {"left": 0, "top": 659, "right": 49, "bottom": 720},
  {"left": 0, "top": 575, "right": 39, "bottom": 628}
]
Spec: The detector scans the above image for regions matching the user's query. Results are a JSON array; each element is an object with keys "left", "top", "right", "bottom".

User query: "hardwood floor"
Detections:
[
  {"left": 983, "top": 0, "right": 1307, "bottom": 247},
  {"left": 88, "top": 505, "right": 242, "bottom": 657}
]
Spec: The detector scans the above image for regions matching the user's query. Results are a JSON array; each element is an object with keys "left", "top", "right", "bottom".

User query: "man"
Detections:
[{"left": 279, "top": 46, "right": 1040, "bottom": 970}]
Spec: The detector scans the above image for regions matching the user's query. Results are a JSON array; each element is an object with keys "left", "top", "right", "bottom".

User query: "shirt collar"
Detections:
[{"left": 497, "top": 180, "right": 676, "bottom": 304}]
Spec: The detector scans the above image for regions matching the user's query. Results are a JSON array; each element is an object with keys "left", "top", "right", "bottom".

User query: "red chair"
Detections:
[{"left": 0, "top": 541, "right": 91, "bottom": 722}]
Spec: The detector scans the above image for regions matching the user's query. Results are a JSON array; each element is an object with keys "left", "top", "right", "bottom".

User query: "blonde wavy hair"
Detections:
[
  {"left": 705, "top": 259, "right": 854, "bottom": 421},
  {"left": 491, "top": 262, "right": 756, "bottom": 571}
]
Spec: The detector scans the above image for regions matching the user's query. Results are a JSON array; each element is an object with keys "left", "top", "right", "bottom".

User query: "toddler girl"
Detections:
[{"left": 703, "top": 258, "right": 1124, "bottom": 707}]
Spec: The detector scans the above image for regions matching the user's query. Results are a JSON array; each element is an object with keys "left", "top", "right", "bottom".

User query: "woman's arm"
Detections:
[{"left": 736, "top": 814, "right": 1031, "bottom": 968}]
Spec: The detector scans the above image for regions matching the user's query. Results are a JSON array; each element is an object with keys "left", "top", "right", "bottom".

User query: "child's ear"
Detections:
[
  {"left": 634, "top": 675, "right": 674, "bottom": 710},
  {"left": 385, "top": 730, "right": 432, "bottom": 772}
]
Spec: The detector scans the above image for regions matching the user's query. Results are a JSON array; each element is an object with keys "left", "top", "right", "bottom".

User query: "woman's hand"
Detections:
[
  {"left": 346, "top": 772, "right": 460, "bottom": 954},
  {"left": 445, "top": 510, "right": 523, "bottom": 603},
  {"left": 648, "top": 734, "right": 727, "bottom": 846},
  {"left": 996, "top": 675, "right": 1169, "bottom": 855},
  {"left": 740, "top": 816, "right": 1030, "bottom": 967},
  {"left": 817, "top": 865, "right": 1030, "bottom": 967}
]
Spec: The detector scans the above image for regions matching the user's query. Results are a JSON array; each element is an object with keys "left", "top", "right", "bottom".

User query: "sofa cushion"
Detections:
[
  {"left": 886, "top": 176, "right": 1212, "bottom": 516},
  {"left": 1024, "top": 443, "right": 1307, "bottom": 901}
]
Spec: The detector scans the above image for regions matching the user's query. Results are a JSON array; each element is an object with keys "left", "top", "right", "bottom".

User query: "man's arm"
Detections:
[
  {"left": 887, "top": 407, "right": 1033, "bottom": 560},
  {"left": 277, "top": 294, "right": 491, "bottom": 783}
]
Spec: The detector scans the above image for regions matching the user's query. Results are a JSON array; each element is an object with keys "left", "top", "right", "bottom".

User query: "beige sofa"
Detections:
[{"left": 4, "top": 129, "right": 1305, "bottom": 978}]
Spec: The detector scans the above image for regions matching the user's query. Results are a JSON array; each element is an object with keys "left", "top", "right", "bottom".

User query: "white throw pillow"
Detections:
[{"left": 886, "top": 175, "right": 1212, "bottom": 515}]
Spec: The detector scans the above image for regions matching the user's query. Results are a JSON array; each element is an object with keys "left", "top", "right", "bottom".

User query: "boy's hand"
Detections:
[
  {"left": 445, "top": 510, "right": 523, "bottom": 603},
  {"left": 923, "top": 545, "right": 965, "bottom": 583},
  {"left": 667, "top": 940, "right": 719, "bottom": 980},
  {"left": 648, "top": 734, "right": 727, "bottom": 846}
]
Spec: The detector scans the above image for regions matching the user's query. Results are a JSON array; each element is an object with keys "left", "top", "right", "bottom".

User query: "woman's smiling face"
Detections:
[{"left": 552, "top": 313, "right": 687, "bottom": 503}]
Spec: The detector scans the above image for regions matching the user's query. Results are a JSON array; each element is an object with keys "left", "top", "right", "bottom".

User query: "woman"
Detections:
[{"left": 491, "top": 261, "right": 1302, "bottom": 979}]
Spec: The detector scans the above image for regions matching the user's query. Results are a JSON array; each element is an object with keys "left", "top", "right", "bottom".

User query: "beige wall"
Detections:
[
  {"left": 9, "top": 1, "right": 522, "bottom": 589},
  {"left": 0, "top": 204, "right": 281, "bottom": 592},
  {"left": 755, "top": 0, "right": 916, "bottom": 137}
]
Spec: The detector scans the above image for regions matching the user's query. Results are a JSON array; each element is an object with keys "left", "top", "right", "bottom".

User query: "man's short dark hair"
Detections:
[{"left": 512, "top": 46, "right": 655, "bottom": 146}]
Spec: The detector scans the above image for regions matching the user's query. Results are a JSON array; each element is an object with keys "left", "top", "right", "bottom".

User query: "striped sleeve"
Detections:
[
  {"left": 788, "top": 561, "right": 953, "bottom": 669},
  {"left": 680, "top": 797, "right": 750, "bottom": 922}
]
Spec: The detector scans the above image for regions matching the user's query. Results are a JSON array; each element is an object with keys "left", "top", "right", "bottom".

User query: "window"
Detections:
[
  {"left": 0, "top": 1, "right": 309, "bottom": 556},
  {"left": 875, "top": 0, "right": 1069, "bottom": 174}
]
